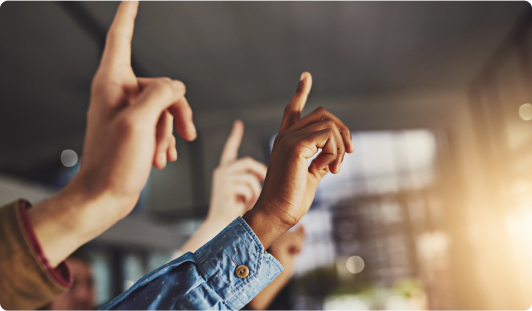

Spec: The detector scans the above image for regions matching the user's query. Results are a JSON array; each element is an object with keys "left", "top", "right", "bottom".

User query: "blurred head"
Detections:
[{"left": 49, "top": 251, "right": 95, "bottom": 310}]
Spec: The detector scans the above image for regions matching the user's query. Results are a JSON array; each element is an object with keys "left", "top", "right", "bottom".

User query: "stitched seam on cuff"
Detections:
[{"left": 16, "top": 199, "right": 72, "bottom": 290}]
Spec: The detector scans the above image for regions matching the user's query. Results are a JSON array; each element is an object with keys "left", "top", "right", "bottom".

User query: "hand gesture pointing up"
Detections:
[
  {"left": 82, "top": 1, "right": 197, "bottom": 201},
  {"left": 30, "top": 1, "right": 197, "bottom": 267},
  {"left": 244, "top": 72, "right": 354, "bottom": 249},
  {"left": 208, "top": 120, "right": 268, "bottom": 223}
]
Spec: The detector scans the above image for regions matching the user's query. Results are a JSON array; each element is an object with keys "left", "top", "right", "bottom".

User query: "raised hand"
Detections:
[
  {"left": 176, "top": 120, "right": 267, "bottom": 255},
  {"left": 29, "top": 1, "right": 197, "bottom": 267},
  {"left": 208, "top": 120, "right": 267, "bottom": 223},
  {"left": 243, "top": 72, "right": 354, "bottom": 249},
  {"left": 81, "top": 1, "right": 196, "bottom": 202}
]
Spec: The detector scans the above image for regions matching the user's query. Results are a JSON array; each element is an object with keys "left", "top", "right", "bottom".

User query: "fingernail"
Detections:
[{"left": 300, "top": 73, "right": 305, "bottom": 81}]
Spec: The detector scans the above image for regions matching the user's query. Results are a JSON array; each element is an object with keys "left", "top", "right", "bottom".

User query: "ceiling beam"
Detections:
[{"left": 57, "top": 1, "right": 149, "bottom": 77}]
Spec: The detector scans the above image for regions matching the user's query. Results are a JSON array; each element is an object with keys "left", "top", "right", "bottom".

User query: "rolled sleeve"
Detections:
[
  {"left": 0, "top": 200, "right": 71, "bottom": 310},
  {"left": 100, "top": 217, "right": 283, "bottom": 310},
  {"left": 193, "top": 217, "right": 284, "bottom": 310}
]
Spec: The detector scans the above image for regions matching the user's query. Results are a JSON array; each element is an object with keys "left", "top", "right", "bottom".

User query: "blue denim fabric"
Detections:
[{"left": 99, "top": 217, "right": 283, "bottom": 310}]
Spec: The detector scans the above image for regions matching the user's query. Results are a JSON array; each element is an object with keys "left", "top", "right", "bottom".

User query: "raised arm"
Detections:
[
  {"left": 28, "top": 0, "right": 197, "bottom": 268},
  {"left": 243, "top": 72, "right": 354, "bottom": 250},
  {"left": 176, "top": 120, "right": 267, "bottom": 255}
]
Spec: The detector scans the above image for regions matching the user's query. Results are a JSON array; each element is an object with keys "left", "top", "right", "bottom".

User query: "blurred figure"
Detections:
[
  {"left": 247, "top": 227, "right": 305, "bottom": 310},
  {"left": 177, "top": 120, "right": 267, "bottom": 254},
  {"left": 48, "top": 252, "right": 95, "bottom": 310}
]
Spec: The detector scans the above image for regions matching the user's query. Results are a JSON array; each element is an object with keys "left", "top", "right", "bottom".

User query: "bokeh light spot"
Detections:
[
  {"left": 519, "top": 103, "right": 532, "bottom": 121},
  {"left": 346, "top": 256, "right": 365, "bottom": 274},
  {"left": 61, "top": 149, "right": 78, "bottom": 167}
]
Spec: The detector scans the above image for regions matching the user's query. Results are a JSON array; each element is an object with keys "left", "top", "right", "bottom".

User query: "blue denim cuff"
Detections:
[{"left": 193, "top": 216, "right": 284, "bottom": 310}]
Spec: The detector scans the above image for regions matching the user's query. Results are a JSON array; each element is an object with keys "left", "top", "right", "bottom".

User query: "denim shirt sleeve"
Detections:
[{"left": 99, "top": 217, "right": 284, "bottom": 310}]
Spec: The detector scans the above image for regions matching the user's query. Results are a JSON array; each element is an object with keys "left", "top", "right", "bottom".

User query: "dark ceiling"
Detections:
[{"left": 0, "top": 1, "right": 530, "bottom": 184}]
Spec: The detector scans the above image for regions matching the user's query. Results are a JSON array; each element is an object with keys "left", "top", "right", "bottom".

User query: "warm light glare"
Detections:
[
  {"left": 61, "top": 149, "right": 78, "bottom": 167},
  {"left": 519, "top": 103, "right": 532, "bottom": 121},
  {"left": 346, "top": 256, "right": 365, "bottom": 274}
]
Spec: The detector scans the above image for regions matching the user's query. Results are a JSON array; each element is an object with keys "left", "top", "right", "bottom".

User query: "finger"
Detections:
[
  {"left": 297, "top": 119, "right": 345, "bottom": 174},
  {"left": 133, "top": 78, "right": 185, "bottom": 118},
  {"left": 100, "top": 1, "right": 139, "bottom": 70},
  {"left": 219, "top": 120, "right": 244, "bottom": 166},
  {"left": 291, "top": 107, "right": 354, "bottom": 154},
  {"left": 130, "top": 78, "right": 197, "bottom": 142},
  {"left": 279, "top": 72, "right": 312, "bottom": 133},
  {"left": 232, "top": 184, "right": 254, "bottom": 206},
  {"left": 298, "top": 128, "right": 338, "bottom": 171},
  {"left": 168, "top": 96, "right": 197, "bottom": 142},
  {"left": 153, "top": 111, "right": 173, "bottom": 169},
  {"left": 230, "top": 173, "right": 263, "bottom": 202},
  {"left": 227, "top": 157, "right": 268, "bottom": 181},
  {"left": 167, "top": 135, "right": 178, "bottom": 162}
]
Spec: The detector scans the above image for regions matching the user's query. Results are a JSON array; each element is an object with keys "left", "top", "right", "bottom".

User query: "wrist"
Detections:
[
  {"left": 242, "top": 201, "right": 292, "bottom": 250},
  {"left": 29, "top": 176, "right": 136, "bottom": 267}
]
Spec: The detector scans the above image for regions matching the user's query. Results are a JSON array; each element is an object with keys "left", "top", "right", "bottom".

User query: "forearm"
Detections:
[
  {"left": 28, "top": 177, "right": 135, "bottom": 268},
  {"left": 179, "top": 215, "right": 235, "bottom": 254},
  {"left": 101, "top": 217, "right": 284, "bottom": 310}
]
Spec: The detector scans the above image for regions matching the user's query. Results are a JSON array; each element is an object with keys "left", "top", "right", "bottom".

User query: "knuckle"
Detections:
[
  {"left": 154, "top": 78, "right": 173, "bottom": 91},
  {"left": 315, "top": 106, "right": 327, "bottom": 114},
  {"left": 323, "top": 118, "right": 335, "bottom": 127},
  {"left": 173, "top": 80, "right": 186, "bottom": 92}
]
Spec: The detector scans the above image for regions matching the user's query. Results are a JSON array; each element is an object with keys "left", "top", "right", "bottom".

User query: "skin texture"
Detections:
[
  {"left": 25, "top": 1, "right": 353, "bottom": 273},
  {"left": 28, "top": 1, "right": 197, "bottom": 268},
  {"left": 248, "top": 227, "right": 306, "bottom": 310},
  {"left": 243, "top": 72, "right": 355, "bottom": 250},
  {"left": 49, "top": 258, "right": 95, "bottom": 310},
  {"left": 175, "top": 122, "right": 305, "bottom": 310},
  {"left": 178, "top": 120, "right": 267, "bottom": 254}
]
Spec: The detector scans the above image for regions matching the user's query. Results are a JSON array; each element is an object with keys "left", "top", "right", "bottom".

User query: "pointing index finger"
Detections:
[
  {"left": 220, "top": 120, "right": 244, "bottom": 166},
  {"left": 100, "top": 1, "right": 139, "bottom": 70},
  {"left": 279, "top": 72, "right": 312, "bottom": 133}
]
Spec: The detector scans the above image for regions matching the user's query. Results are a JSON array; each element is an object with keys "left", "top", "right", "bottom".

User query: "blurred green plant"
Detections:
[{"left": 392, "top": 278, "right": 424, "bottom": 299}]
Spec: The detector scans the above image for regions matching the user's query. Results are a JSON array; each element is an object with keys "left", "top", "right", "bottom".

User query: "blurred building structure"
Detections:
[{"left": 464, "top": 11, "right": 532, "bottom": 310}]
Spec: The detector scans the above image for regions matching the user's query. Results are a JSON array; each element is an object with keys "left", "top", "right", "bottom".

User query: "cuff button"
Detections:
[{"left": 235, "top": 265, "right": 250, "bottom": 278}]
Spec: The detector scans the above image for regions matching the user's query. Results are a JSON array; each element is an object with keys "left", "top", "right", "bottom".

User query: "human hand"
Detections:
[
  {"left": 269, "top": 226, "right": 305, "bottom": 276},
  {"left": 79, "top": 1, "right": 196, "bottom": 203},
  {"left": 243, "top": 72, "right": 354, "bottom": 249},
  {"left": 29, "top": 1, "right": 196, "bottom": 267},
  {"left": 208, "top": 120, "right": 267, "bottom": 223}
]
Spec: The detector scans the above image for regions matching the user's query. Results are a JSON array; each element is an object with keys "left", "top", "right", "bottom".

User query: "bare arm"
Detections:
[
  {"left": 176, "top": 120, "right": 267, "bottom": 255},
  {"left": 28, "top": 1, "right": 197, "bottom": 268}
]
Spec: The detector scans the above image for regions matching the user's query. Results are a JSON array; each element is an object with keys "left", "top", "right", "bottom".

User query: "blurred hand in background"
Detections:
[
  {"left": 177, "top": 119, "right": 267, "bottom": 254},
  {"left": 248, "top": 226, "right": 306, "bottom": 310}
]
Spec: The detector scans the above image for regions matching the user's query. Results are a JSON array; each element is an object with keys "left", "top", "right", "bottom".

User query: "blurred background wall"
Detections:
[{"left": 0, "top": 1, "right": 531, "bottom": 309}]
